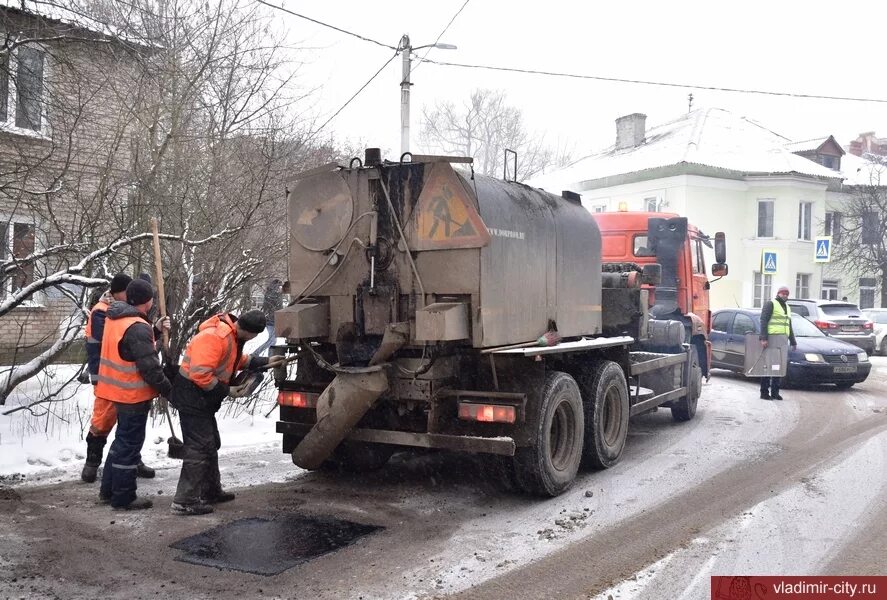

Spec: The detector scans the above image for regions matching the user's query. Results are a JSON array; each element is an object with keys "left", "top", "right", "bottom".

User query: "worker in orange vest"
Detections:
[
  {"left": 97, "top": 279, "right": 172, "bottom": 510},
  {"left": 81, "top": 273, "right": 156, "bottom": 483},
  {"left": 169, "top": 310, "right": 286, "bottom": 515}
]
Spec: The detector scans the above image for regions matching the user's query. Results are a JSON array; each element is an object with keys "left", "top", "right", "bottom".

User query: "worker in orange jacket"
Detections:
[
  {"left": 81, "top": 273, "right": 157, "bottom": 483},
  {"left": 169, "top": 310, "right": 286, "bottom": 515},
  {"left": 97, "top": 279, "right": 172, "bottom": 510}
]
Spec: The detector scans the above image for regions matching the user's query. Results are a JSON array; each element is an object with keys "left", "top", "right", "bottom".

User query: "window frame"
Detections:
[
  {"left": 795, "top": 273, "right": 811, "bottom": 299},
  {"left": 753, "top": 271, "right": 773, "bottom": 308},
  {"left": 0, "top": 40, "right": 50, "bottom": 138},
  {"left": 798, "top": 201, "right": 813, "bottom": 241},
  {"left": 757, "top": 199, "right": 774, "bottom": 238},
  {"left": 859, "top": 277, "right": 876, "bottom": 310},
  {"left": 824, "top": 211, "right": 842, "bottom": 244},
  {"left": 821, "top": 279, "right": 839, "bottom": 301},
  {"left": 1, "top": 218, "right": 38, "bottom": 300}
]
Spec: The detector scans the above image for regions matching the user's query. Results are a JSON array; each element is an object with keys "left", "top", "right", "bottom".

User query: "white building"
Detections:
[{"left": 531, "top": 108, "right": 882, "bottom": 310}]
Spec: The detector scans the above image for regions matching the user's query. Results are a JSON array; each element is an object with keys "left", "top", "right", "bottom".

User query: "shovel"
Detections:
[{"left": 151, "top": 217, "right": 185, "bottom": 460}]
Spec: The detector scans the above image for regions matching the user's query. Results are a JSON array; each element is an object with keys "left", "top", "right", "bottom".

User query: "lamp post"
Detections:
[{"left": 400, "top": 34, "right": 456, "bottom": 156}]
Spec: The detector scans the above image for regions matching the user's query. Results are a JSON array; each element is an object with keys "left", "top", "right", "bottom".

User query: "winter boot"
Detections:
[
  {"left": 80, "top": 433, "right": 107, "bottom": 483},
  {"left": 114, "top": 497, "right": 153, "bottom": 511},
  {"left": 170, "top": 502, "right": 214, "bottom": 516},
  {"left": 136, "top": 462, "right": 156, "bottom": 479},
  {"left": 206, "top": 490, "right": 236, "bottom": 504}
]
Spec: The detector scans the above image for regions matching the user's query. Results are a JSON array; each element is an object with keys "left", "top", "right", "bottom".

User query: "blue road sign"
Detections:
[
  {"left": 762, "top": 250, "right": 778, "bottom": 274},
  {"left": 814, "top": 236, "right": 832, "bottom": 263}
]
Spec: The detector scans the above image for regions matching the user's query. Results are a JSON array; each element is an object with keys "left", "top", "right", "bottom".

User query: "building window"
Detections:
[
  {"left": 753, "top": 271, "right": 772, "bottom": 308},
  {"left": 796, "top": 273, "right": 811, "bottom": 299},
  {"left": 644, "top": 197, "right": 660, "bottom": 212},
  {"left": 1, "top": 221, "right": 36, "bottom": 294},
  {"left": 859, "top": 277, "right": 876, "bottom": 309},
  {"left": 1, "top": 45, "right": 46, "bottom": 133},
  {"left": 591, "top": 204, "right": 606, "bottom": 213},
  {"left": 821, "top": 279, "right": 839, "bottom": 301},
  {"left": 824, "top": 211, "right": 841, "bottom": 244},
  {"left": 798, "top": 201, "right": 813, "bottom": 241},
  {"left": 819, "top": 155, "right": 839, "bottom": 170},
  {"left": 757, "top": 200, "right": 774, "bottom": 237}
]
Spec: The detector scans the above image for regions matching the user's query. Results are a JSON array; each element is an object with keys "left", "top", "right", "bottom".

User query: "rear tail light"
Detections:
[
  {"left": 814, "top": 320, "right": 839, "bottom": 331},
  {"left": 278, "top": 390, "right": 319, "bottom": 408},
  {"left": 863, "top": 322, "right": 874, "bottom": 330},
  {"left": 458, "top": 402, "right": 516, "bottom": 424}
]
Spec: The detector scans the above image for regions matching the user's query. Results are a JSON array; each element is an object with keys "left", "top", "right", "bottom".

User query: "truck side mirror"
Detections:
[
  {"left": 714, "top": 232, "right": 726, "bottom": 264},
  {"left": 711, "top": 263, "right": 728, "bottom": 277}
]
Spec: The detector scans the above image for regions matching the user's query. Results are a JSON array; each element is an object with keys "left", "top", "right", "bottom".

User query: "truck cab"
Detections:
[{"left": 592, "top": 211, "right": 727, "bottom": 377}]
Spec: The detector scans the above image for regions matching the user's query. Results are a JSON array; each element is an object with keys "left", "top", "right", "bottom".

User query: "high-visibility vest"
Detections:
[
  {"left": 767, "top": 300, "right": 792, "bottom": 336},
  {"left": 179, "top": 314, "right": 248, "bottom": 391},
  {"left": 84, "top": 300, "right": 109, "bottom": 343},
  {"left": 95, "top": 316, "right": 158, "bottom": 404}
]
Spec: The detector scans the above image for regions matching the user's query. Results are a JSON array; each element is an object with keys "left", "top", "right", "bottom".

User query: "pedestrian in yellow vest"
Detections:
[{"left": 759, "top": 284, "right": 797, "bottom": 400}]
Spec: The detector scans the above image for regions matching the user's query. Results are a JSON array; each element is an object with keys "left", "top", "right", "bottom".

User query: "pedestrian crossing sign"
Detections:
[
  {"left": 814, "top": 236, "right": 832, "bottom": 263},
  {"left": 761, "top": 249, "right": 778, "bottom": 274}
]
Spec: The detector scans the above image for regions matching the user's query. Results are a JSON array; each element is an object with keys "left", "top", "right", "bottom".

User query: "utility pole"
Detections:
[{"left": 400, "top": 34, "right": 412, "bottom": 156}]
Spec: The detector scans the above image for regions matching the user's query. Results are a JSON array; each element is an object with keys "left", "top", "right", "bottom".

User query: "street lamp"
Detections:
[{"left": 400, "top": 34, "right": 457, "bottom": 156}]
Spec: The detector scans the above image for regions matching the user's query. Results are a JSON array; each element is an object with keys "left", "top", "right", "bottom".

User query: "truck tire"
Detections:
[
  {"left": 331, "top": 441, "right": 395, "bottom": 472},
  {"left": 671, "top": 346, "right": 701, "bottom": 422},
  {"left": 513, "top": 371, "right": 584, "bottom": 497},
  {"left": 578, "top": 360, "right": 629, "bottom": 470}
]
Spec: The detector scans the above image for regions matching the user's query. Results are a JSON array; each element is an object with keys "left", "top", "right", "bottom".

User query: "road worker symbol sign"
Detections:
[
  {"left": 761, "top": 249, "right": 778, "bottom": 274},
  {"left": 814, "top": 236, "right": 832, "bottom": 263},
  {"left": 413, "top": 164, "right": 491, "bottom": 251}
]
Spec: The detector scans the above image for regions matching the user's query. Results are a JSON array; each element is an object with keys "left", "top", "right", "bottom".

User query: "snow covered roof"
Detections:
[
  {"left": 785, "top": 136, "right": 845, "bottom": 156},
  {"left": 0, "top": 0, "right": 149, "bottom": 46},
  {"left": 529, "top": 108, "right": 842, "bottom": 192}
]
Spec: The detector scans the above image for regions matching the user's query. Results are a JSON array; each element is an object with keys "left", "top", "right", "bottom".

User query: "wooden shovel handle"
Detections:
[{"left": 150, "top": 218, "right": 169, "bottom": 353}]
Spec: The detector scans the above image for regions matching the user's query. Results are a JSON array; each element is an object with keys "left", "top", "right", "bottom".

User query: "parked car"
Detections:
[
  {"left": 786, "top": 299, "right": 876, "bottom": 355},
  {"left": 862, "top": 308, "right": 887, "bottom": 355},
  {"left": 710, "top": 308, "right": 871, "bottom": 388}
]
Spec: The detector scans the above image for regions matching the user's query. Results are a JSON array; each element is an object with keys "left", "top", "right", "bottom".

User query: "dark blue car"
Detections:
[{"left": 710, "top": 308, "right": 872, "bottom": 389}]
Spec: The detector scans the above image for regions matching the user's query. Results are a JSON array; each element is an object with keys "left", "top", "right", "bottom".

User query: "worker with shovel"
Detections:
[
  {"left": 81, "top": 273, "right": 159, "bottom": 484},
  {"left": 170, "top": 309, "right": 287, "bottom": 516},
  {"left": 97, "top": 279, "right": 173, "bottom": 510}
]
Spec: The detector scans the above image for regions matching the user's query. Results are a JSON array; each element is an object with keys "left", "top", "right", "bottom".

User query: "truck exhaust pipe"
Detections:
[{"left": 291, "top": 322, "right": 410, "bottom": 470}]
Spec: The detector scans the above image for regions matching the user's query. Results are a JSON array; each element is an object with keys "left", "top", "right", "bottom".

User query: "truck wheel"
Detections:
[
  {"left": 578, "top": 361, "right": 629, "bottom": 469},
  {"left": 513, "top": 371, "right": 584, "bottom": 497},
  {"left": 671, "top": 346, "right": 701, "bottom": 422},
  {"left": 331, "top": 441, "right": 395, "bottom": 472}
]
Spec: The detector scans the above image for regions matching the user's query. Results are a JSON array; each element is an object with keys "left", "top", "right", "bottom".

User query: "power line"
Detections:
[
  {"left": 307, "top": 51, "right": 399, "bottom": 142},
  {"left": 417, "top": 58, "right": 887, "bottom": 104},
  {"left": 412, "top": 0, "right": 470, "bottom": 74},
  {"left": 255, "top": 0, "right": 397, "bottom": 51}
]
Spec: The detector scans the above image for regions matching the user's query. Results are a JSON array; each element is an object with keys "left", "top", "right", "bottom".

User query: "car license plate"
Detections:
[
  {"left": 833, "top": 366, "right": 857, "bottom": 373},
  {"left": 842, "top": 325, "right": 860, "bottom": 332}
]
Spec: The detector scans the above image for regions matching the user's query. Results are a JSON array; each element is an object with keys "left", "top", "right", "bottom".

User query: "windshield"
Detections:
[
  {"left": 864, "top": 311, "right": 887, "bottom": 324},
  {"left": 791, "top": 314, "right": 825, "bottom": 337},
  {"left": 820, "top": 304, "right": 863, "bottom": 318}
]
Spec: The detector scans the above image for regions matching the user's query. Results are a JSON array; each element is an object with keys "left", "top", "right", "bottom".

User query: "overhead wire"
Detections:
[
  {"left": 415, "top": 58, "right": 887, "bottom": 104},
  {"left": 411, "top": 0, "right": 470, "bottom": 74},
  {"left": 255, "top": 0, "right": 397, "bottom": 51}
]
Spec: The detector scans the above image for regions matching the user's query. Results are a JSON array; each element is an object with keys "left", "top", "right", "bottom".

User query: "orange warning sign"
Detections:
[{"left": 413, "top": 164, "right": 490, "bottom": 251}]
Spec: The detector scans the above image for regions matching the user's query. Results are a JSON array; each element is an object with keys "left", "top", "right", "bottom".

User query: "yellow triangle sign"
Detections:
[{"left": 413, "top": 164, "right": 490, "bottom": 251}]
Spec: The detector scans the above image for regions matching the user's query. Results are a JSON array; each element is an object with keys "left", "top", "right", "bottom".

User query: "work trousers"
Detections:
[
  {"left": 173, "top": 411, "right": 223, "bottom": 505},
  {"left": 100, "top": 401, "right": 151, "bottom": 507},
  {"left": 89, "top": 394, "right": 118, "bottom": 437},
  {"left": 760, "top": 376, "right": 781, "bottom": 397}
]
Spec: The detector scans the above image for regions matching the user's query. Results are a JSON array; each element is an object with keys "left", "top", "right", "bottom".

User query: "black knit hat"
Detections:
[
  {"left": 138, "top": 272, "right": 153, "bottom": 284},
  {"left": 126, "top": 279, "right": 154, "bottom": 306},
  {"left": 237, "top": 309, "right": 266, "bottom": 334},
  {"left": 109, "top": 273, "right": 132, "bottom": 294}
]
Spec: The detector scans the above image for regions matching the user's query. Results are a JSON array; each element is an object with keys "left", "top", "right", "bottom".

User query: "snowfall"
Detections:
[{"left": 0, "top": 332, "right": 283, "bottom": 486}]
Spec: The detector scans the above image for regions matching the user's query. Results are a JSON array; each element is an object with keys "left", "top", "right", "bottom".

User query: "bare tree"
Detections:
[
  {"left": 420, "top": 88, "right": 572, "bottom": 182},
  {"left": 829, "top": 157, "right": 887, "bottom": 307}
]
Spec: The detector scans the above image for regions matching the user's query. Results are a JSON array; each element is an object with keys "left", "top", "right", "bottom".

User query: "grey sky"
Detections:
[{"left": 271, "top": 0, "right": 887, "bottom": 161}]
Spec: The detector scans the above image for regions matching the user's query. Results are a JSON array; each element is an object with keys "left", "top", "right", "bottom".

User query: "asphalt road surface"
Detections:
[{"left": 2, "top": 358, "right": 886, "bottom": 600}]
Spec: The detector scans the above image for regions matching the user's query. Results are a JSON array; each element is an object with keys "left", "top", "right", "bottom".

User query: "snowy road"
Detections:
[{"left": 1, "top": 358, "right": 886, "bottom": 599}]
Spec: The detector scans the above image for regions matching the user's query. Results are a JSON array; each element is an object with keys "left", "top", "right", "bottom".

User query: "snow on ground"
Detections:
[{"left": 1, "top": 328, "right": 287, "bottom": 485}]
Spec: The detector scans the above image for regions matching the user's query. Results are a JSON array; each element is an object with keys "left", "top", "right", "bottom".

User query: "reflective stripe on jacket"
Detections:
[
  {"left": 179, "top": 313, "right": 248, "bottom": 391},
  {"left": 95, "top": 315, "right": 157, "bottom": 403},
  {"left": 767, "top": 300, "right": 792, "bottom": 336}
]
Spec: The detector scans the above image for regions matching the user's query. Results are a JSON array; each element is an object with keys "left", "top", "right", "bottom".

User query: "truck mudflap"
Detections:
[{"left": 277, "top": 421, "right": 516, "bottom": 456}]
